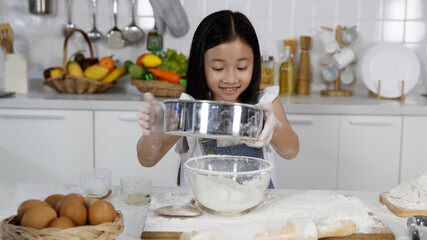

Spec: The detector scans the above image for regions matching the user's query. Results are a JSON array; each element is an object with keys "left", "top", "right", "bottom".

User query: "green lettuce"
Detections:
[{"left": 158, "top": 49, "right": 188, "bottom": 77}]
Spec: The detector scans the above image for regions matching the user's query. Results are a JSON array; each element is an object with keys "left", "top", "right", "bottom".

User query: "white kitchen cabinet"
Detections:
[
  {"left": 400, "top": 116, "right": 427, "bottom": 183},
  {"left": 338, "top": 115, "right": 402, "bottom": 191},
  {"left": 274, "top": 114, "right": 340, "bottom": 190},
  {"left": 94, "top": 111, "right": 180, "bottom": 187},
  {"left": 0, "top": 109, "right": 93, "bottom": 184}
]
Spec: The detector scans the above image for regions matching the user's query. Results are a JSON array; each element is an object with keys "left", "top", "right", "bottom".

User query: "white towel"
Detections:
[{"left": 149, "top": 0, "right": 190, "bottom": 38}]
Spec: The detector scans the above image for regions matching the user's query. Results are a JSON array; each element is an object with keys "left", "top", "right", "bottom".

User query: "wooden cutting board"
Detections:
[
  {"left": 141, "top": 213, "right": 394, "bottom": 239},
  {"left": 142, "top": 191, "right": 395, "bottom": 240},
  {"left": 379, "top": 192, "right": 427, "bottom": 218}
]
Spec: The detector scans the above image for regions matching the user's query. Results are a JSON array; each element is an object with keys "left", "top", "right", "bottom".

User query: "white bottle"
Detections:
[{"left": 4, "top": 53, "right": 28, "bottom": 93}]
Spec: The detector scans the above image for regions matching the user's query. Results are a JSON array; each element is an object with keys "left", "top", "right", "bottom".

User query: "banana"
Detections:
[
  {"left": 83, "top": 65, "right": 109, "bottom": 81},
  {"left": 67, "top": 62, "right": 83, "bottom": 77},
  {"left": 101, "top": 66, "right": 127, "bottom": 83}
]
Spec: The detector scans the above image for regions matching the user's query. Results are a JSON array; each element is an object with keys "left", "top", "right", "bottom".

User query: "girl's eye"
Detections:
[
  {"left": 212, "top": 67, "right": 223, "bottom": 72},
  {"left": 237, "top": 67, "right": 248, "bottom": 71}
]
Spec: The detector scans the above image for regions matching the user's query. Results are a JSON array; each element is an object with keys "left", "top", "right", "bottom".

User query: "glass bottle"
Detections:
[
  {"left": 279, "top": 46, "right": 295, "bottom": 96},
  {"left": 260, "top": 55, "right": 274, "bottom": 90},
  {"left": 147, "top": 25, "right": 163, "bottom": 53}
]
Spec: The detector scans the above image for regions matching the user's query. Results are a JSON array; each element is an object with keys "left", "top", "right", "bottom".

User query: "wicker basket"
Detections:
[
  {"left": 43, "top": 28, "right": 114, "bottom": 94},
  {"left": 0, "top": 211, "right": 124, "bottom": 240},
  {"left": 131, "top": 78, "right": 185, "bottom": 97}
]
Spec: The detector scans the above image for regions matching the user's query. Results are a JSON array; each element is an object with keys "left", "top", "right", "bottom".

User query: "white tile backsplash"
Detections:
[
  {"left": 292, "top": 0, "right": 315, "bottom": 19},
  {"left": 0, "top": 0, "right": 426, "bottom": 87},
  {"left": 405, "top": 21, "right": 426, "bottom": 43},
  {"left": 359, "top": 20, "right": 383, "bottom": 42},
  {"left": 359, "top": 0, "right": 383, "bottom": 20},
  {"left": 271, "top": 0, "right": 292, "bottom": 19},
  {"left": 183, "top": 0, "right": 205, "bottom": 18},
  {"left": 249, "top": 0, "right": 271, "bottom": 19},
  {"left": 337, "top": 0, "right": 359, "bottom": 20},
  {"left": 383, "top": 20, "right": 405, "bottom": 42},
  {"left": 406, "top": 0, "right": 427, "bottom": 20},
  {"left": 383, "top": 0, "right": 406, "bottom": 20},
  {"left": 205, "top": 0, "right": 227, "bottom": 15},
  {"left": 314, "top": 0, "right": 337, "bottom": 19},
  {"left": 227, "top": 0, "right": 249, "bottom": 16}
]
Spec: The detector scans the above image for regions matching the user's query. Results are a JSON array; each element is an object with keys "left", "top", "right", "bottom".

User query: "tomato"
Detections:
[
  {"left": 99, "top": 56, "right": 116, "bottom": 72},
  {"left": 136, "top": 53, "right": 150, "bottom": 66}
]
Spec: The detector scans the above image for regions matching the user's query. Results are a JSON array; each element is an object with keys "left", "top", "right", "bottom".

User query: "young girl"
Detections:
[{"left": 137, "top": 10, "right": 299, "bottom": 188}]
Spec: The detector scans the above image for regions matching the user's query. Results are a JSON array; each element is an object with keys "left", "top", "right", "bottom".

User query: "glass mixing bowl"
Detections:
[{"left": 184, "top": 155, "right": 273, "bottom": 216}]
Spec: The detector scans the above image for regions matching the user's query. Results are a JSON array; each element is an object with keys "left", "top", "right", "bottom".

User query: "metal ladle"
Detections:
[
  {"left": 87, "top": 0, "right": 103, "bottom": 42},
  {"left": 62, "top": 0, "right": 76, "bottom": 37},
  {"left": 122, "top": 0, "right": 145, "bottom": 45},
  {"left": 105, "top": 0, "right": 126, "bottom": 48}
]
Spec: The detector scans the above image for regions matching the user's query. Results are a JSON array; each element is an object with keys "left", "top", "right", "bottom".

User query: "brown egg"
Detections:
[
  {"left": 59, "top": 201, "right": 87, "bottom": 226},
  {"left": 44, "top": 194, "right": 65, "bottom": 209},
  {"left": 85, "top": 198, "right": 99, "bottom": 209},
  {"left": 88, "top": 200, "right": 116, "bottom": 225},
  {"left": 21, "top": 206, "right": 57, "bottom": 229},
  {"left": 17, "top": 199, "right": 51, "bottom": 222},
  {"left": 55, "top": 193, "right": 85, "bottom": 212},
  {"left": 49, "top": 216, "right": 75, "bottom": 229}
]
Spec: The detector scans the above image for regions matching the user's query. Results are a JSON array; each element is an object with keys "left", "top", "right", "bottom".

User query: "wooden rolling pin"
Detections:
[{"left": 180, "top": 219, "right": 356, "bottom": 240}]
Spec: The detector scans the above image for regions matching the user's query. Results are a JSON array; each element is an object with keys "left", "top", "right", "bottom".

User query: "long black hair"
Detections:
[{"left": 186, "top": 10, "right": 261, "bottom": 103}]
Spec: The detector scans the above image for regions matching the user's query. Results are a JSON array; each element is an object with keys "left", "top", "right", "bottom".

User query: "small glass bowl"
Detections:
[
  {"left": 79, "top": 168, "right": 112, "bottom": 197},
  {"left": 120, "top": 176, "right": 152, "bottom": 205}
]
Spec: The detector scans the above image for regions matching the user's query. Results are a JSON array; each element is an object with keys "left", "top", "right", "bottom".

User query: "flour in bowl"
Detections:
[
  {"left": 387, "top": 171, "right": 427, "bottom": 208},
  {"left": 195, "top": 175, "right": 264, "bottom": 212}
]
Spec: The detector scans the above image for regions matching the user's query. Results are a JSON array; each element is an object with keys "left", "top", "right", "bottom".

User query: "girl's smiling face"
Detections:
[{"left": 204, "top": 38, "right": 254, "bottom": 102}]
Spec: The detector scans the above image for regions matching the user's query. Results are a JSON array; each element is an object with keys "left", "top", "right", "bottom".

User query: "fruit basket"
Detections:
[
  {"left": 128, "top": 50, "right": 187, "bottom": 97},
  {"left": 131, "top": 78, "right": 185, "bottom": 97},
  {"left": 43, "top": 28, "right": 114, "bottom": 94},
  {"left": 0, "top": 211, "right": 124, "bottom": 239}
]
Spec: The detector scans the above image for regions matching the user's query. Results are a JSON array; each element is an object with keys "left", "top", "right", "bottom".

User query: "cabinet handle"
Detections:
[
  {"left": 0, "top": 113, "right": 65, "bottom": 119},
  {"left": 118, "top": 115, "right": 138, "bottom": 121},
  {"left": 288, "top": 119, "right": 314, "bottom": 125},
  {"left": 349, "top": 120, "right": 393, "bottom": 126}
]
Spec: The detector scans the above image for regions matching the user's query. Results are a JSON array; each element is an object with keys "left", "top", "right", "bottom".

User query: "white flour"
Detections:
[
  {"left": 195, "top": 175, "right": 264, "bottom": 213},
  {"left": 387, "top": 171, "right": 427, "bottom": 209},
  {"left": 144, "top": 190, "right": 382, "bottom": 234}
]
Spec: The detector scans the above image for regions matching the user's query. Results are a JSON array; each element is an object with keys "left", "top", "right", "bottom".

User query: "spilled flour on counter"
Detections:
[
  {"left": 386, "top": 171, "right": 427, "bottom": 209},
  {"left": 144, "top": 190, "right": 382, "bottom": 234}
]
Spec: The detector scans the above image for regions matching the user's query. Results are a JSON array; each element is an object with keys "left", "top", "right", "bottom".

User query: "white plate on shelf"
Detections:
[{"left": 356, "top": 43, "right": 420, "bottom": 98}]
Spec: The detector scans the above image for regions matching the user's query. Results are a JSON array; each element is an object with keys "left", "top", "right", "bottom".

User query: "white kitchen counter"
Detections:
[
  {"left": 0, "top": 183, "right": 412, "bottom": 239},
  {"left": 1, "top": 79, "right": 427, "bottom": 115}
]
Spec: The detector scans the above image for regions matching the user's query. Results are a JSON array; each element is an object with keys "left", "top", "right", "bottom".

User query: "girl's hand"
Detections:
[
  {"left": 137, "top": 93, "right": 164, "bottom": 140},
  {"left": 242, "top": 102, "right": 279, "bottom": 148}
]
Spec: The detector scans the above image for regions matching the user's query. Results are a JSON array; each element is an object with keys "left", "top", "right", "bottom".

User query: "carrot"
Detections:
[{"left": 148, "top": 69, "right": 180, "bottom": 84}]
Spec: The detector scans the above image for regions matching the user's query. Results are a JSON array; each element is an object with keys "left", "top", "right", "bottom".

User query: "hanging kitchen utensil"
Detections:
[
  {"left": 62, "top": 0, "right": 76, "bottom": 37},
  {"left": 87, "top": 0, "right": 103, "bottom": 42},
  {"left": 146, "top": 24, "right": 163, "bottom": 53},
  {"left": 105, "top": 0, "right": 125, "bottom": 48},
  {"left": 0, "top": 23, "right": 14, "bottom": 53},
  {"left": 29, "top": 0, "right": 53, "bottom": 14},
  {"left": 153, "top": 199, "right": 200, "bottom": 217},
  {"left": 122, "top": 0, "right": 145, "bottom": 45}
]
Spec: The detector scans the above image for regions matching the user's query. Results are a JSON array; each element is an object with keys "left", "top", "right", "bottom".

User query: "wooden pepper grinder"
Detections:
[{"left": 297, "top": 36, "right": 311, "bottom": 95}]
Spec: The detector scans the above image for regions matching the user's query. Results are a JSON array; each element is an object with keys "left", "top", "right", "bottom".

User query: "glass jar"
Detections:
[
  {"left": 261, "top": 55, "right": 274, "bottom": 90},
  {"left": 279, "top": 46, "right": 295, "bottom": 96}
]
